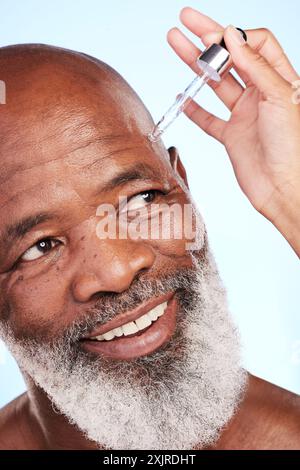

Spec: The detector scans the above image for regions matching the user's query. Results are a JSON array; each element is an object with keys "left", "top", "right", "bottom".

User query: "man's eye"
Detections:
[
  {"left": 125, "top": 190, "right": 162, "bottom": 212},
  {"left": 21, "top": 238, "right": 61, "bottom": 262}
]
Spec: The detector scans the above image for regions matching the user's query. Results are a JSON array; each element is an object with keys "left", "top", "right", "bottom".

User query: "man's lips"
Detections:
[
  {"left": 82, "top": 291, "right": 175, "bottom": 339},
  {"left": 80, "top": 292, "right": 177, "bottom": 360}
]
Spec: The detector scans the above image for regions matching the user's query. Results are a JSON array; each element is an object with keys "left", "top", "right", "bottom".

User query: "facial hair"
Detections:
[{"left": 1, "top": 240, "right": 247, "bottom": 450}]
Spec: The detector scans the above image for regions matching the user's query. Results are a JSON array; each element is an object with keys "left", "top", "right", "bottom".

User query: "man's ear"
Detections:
[{"left": 168, "top": 146, "right": 189, "bottom": 189}]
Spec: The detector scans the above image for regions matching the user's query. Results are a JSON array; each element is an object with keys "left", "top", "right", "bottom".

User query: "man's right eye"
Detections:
[{"left": 21, "top": 238, "right": 61, "bottom": 262}]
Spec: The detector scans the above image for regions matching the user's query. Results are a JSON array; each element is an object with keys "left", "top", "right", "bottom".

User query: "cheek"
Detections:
[
  {"left": 150, "top": 237, "right": 190, "bottom": 258},
  {"left": 0, "top": 269, "right": 68, "bottom": 338},
  {"left": 143, "top": 205, "right": 202, "bottom": 257}
]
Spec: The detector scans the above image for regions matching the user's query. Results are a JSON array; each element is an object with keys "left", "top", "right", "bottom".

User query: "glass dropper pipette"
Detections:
[
  {"left": 148, "top": 28, "right": 247, "bottom": 142},
  {"left": 148, "top": 72, "right": 210, "bottom": 142}
]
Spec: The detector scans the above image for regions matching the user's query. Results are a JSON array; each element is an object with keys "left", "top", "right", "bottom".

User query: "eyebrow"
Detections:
[
  {"left": 3, "top": 162, "right": 165, "bottom": 246},
  {"left": 99, "top": 162, "right": 163, "bottom": 193},
  {"left": 4, "top": 212, "right": 58, "bottom": 246}
]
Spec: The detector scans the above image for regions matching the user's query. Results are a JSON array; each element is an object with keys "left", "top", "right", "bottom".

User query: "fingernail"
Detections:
[{"left": 227, "top": 25, "right": 246, "bottom": 46}]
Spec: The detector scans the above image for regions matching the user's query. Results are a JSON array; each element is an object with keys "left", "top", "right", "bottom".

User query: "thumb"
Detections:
[{"left": 224, "top": 25, "right": 290, "bottom": 98}]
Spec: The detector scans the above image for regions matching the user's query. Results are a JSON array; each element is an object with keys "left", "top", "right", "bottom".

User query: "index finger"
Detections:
[{"left": 179, "top": 7, "right": 223, "bottom": 37}]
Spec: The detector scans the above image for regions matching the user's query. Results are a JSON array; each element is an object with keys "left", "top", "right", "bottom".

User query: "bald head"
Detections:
[
  {"left": 0, "top": 44, "right": 167, "bottom": 204},
  {"left": 0, "top": 43, "right": 151, "bottom": 119},
  {"left": 0, "top": 44, "right": 155, "bottom": 172}
]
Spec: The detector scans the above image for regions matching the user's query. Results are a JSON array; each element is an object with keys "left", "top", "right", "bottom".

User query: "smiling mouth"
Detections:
[{"left": 80, "top": 292, "right": 177, "bottom": 361}]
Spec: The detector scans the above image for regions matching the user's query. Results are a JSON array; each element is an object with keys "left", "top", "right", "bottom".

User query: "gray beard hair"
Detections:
[{"left": 1, "top": 244, "right": 247, "bottom": 450}]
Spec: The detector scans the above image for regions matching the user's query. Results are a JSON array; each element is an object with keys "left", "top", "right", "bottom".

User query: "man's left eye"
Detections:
[{"left": 125, "top": 190, "right": 162, "bottom": 212}]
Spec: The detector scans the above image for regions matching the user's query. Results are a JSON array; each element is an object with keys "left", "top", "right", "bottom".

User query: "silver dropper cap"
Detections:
[{"left": 197, "top": 28, "right": 247, "bottom": 82}]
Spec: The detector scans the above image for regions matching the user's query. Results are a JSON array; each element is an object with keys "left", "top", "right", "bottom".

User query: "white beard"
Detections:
[{"left": 1, "top": 238, "right": 247, "bottom": 450}]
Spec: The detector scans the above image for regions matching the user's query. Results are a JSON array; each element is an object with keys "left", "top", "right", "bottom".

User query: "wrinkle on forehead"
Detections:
[
  {"left": 0, "top": 107, "right": 153, "bottom": 183},
  {"left": 0, "top": 132, "right": 147, "bottom": 187},
  {"left": 0, "top": 134, "right": 167, "bottom": 198}
]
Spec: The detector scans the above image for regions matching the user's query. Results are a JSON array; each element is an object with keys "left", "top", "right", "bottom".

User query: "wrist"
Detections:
[{"left": 263, "top": 181, "right": 300, "bottom": 258}]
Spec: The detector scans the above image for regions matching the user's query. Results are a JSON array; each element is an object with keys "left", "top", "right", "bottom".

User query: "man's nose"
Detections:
[{"left": 71, "top": 239, "right": 155, "bottom": 303}]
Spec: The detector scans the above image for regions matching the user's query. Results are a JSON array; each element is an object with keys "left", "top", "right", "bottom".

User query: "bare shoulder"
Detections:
[
  {"left": 249, "top": 374, "right": 300, "bottom": 427},
  {"left": 212, "top": 374, "right": 300, "bottom": 450},
  {"left": 0, "top": 393, "right": 29, "bottom": 449}
]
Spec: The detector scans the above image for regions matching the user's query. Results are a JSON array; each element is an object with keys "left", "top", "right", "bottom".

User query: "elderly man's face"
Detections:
[
  {"left": 0, "top": 46, "right": 245, "bottom": 450},
  {"left": 0, "top": 50, "right": 194, "bottom": 357}
]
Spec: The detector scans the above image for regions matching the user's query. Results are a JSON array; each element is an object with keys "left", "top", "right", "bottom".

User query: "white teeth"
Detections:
[
  {"left": 157, "top": 302, "right": 167, "bottom": 316},
  {"left": 147, "top": 306, "right": 160, "bottom": 321},
  {"left": 112, "top": 327, "right": 124, "bottom": 337},
  {"left": 135, "top": 313, "right": 152, "bottom": 330},
  {"left": 148, "top": 302, "right": 167, "bottom": 320},
  {"left": 95, "top": 335, "right": 104, "bottom": 341},
  {"left": 103, "top": 330, "right": 115, "bottom": 341},
  {"left": 122, "top": 321, "right": 139, "bottom": 336},
  {"left": 91, "top": 300, "right": 168, "bottom": 342}
]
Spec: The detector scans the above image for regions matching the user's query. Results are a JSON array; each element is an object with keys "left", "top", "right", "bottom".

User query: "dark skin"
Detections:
[{"left": 0, "top": 44, "right": 299, "bottom": 450}]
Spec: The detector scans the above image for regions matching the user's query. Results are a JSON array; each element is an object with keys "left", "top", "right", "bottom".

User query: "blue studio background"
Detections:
[{"left": 0, "top": 0, "right": 300, "bottom": 407}]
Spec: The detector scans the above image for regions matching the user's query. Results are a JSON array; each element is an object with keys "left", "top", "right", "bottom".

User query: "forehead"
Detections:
[
  {"left": 0, "top": 60, "right": 157, "bottom": 180},
  {"left": 0, "top": 107, "right": 170, "bottom": 230}
]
